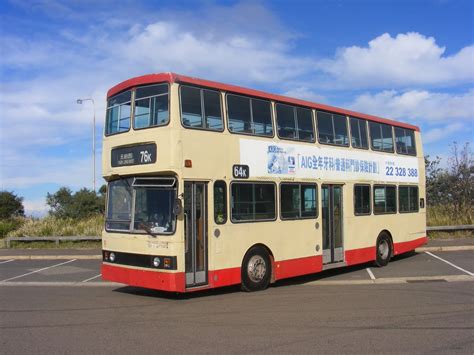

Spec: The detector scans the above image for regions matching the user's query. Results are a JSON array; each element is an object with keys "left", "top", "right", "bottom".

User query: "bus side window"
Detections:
[
  {"left": 227, "top": 94, "right": 273, "bottom": 137},
  {"left": 180, "top": 86, "right": 224, "bottom": 131},
  {"left": 214, "top": 180, "right": 227, "bottom": 224},
  {"left": 280, "top": 183, "right": 317, "bottom": 219},
  {"left": 395, "top": 127, "right": 416, "bottom": 156},
  {"left": 317, "top": 111, "right": 349, "bottom": 146},
  {"left": 373, "top": 185, "right": 397, "bottom": 214},
  {"left": 354, "top": 184, "right": 371, "bottom": 215},
  {"left": 350, "top": 117, "right": 369, "bottom": 149},
  {"left": 369, "top": 122, "right": 394, "bottom": 153},
  {"left": 399, "top": 186, "right": 419, "bottom": 213}
]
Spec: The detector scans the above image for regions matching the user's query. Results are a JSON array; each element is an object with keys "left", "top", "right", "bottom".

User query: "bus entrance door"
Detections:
[
  {"left": 184, "top": 182, "right": 208, "bottom": 288},
  {"left": 322, "top": 185, "right": 344, "bottom": 264}
]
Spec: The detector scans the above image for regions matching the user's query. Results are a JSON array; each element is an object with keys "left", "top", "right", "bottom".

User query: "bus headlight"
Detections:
[
  {"left": 109, "top": 252, "right": 116, "bottom": 262},
  {"left": 152, "top": 257, "right": 161, "bottom": 268}
]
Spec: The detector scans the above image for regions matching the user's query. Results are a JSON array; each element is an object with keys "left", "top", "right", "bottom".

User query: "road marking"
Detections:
[
  {"left": 302, "top": 274, "right": 474, "bottom": 286},
  {"left": 0, "top": 259, "right": 15, "bottom": 265},
  {"left": 0, "top": 259, "right": 77, "bottom": 282},
  {"left": 0, "top": 275, "right": 472, "bottom": 287},
  {"left": 417, "top": 246, "right": 474, "bottom": 252},
  {"left": 81, "top": 274, "right": 102, "bottom": 283},
  {"left": 425, "top": 251, "right": 474, "bottom": 276},
  {"left": 0, "top": 281, "right": 121, "bottom": 287},
  {"left": 0, "top": 255, "right": 101, "bottom": 261},
  {"left": 366, "top": 268, "right": 376, "bottom": 280}
]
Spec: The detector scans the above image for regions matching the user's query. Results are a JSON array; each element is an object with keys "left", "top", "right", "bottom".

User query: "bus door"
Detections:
[
  {"left": 184, "top": 182, "right": 208, "bottom": 287},
  {"left": 322, "top": 184, "right": 344, "bottom": 264}
]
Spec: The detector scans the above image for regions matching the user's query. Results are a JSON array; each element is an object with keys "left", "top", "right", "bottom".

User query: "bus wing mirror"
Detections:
[{"left": 173, "top": 198, "right": 183, "bottom": 215}]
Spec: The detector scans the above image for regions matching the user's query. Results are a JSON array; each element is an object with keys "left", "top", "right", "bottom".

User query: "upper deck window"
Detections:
[
  {"left": 227, "top": 94, "right": 273, "bottom": 137},
  {"left": 369, "top": 122, "right": 394, "bottom": 152},
  {"left": 180, "top": 86, "right": 223, "bottom": 131},
  {"left": 350, "top": 117, "right": 369, "bottom": 149},
  {"left": 316, "top": 111, "right": 349, "bottom": 146},
  {"left": 276, "top": 103, "right": 314, "bottom": 142},
  {"left": 133, "top": 84, "right": 169, "bottom": 129},
  {"left": 106, "top": 90, "right": 132, "bottom": 135},
  {"left": 395, "top": 127, "right": 416, "bottom": 156}
]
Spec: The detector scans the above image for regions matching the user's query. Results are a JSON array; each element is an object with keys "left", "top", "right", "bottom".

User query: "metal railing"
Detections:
[
  {"left": 427, "top": 225, "right": 474, "bottom": 232},
  {"left": 3, "top": 225, "right": 472, "bottom": 248},
  {"left": 5, "top": 236, "right": 101, "bottom": 248}
]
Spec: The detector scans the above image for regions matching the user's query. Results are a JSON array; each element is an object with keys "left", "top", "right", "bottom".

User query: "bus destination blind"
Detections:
[{"left": 111, "top": 144, "right": 157, "bottom": 167}]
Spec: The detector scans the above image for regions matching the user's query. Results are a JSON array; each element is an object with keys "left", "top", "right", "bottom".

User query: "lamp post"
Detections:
[{"left": 76, "top": 98, "right": 96, "bottom": 192}]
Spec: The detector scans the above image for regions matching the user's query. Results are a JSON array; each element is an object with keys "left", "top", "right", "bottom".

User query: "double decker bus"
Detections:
[{"left": 101, "top": 73, "right": 426, "bottom": 292}]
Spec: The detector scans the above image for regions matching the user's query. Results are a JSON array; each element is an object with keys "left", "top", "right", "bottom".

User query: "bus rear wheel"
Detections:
[
  {"left": 241, "top": 246, "right": 271, "bottom": 292},
  {"left": 375, "top": 232, "right": 392, "bottom": 267}
]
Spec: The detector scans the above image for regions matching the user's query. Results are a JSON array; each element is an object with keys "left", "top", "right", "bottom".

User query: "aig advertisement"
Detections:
[{"left": 239, "top": 139, "right": 420, "bottom": 183}]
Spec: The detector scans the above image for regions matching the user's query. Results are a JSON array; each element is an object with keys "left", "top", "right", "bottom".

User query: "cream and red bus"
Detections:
[{"left": 101, "top": 73, "right": 426, "bottom": 292}]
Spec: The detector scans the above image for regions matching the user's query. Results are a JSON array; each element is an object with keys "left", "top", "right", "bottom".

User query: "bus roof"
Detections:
[{"left": 107, "top": 72, "right": 420, "bottom": 132}]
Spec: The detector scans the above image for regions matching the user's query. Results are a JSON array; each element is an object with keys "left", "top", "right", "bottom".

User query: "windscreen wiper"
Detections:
[{"left": 138, "top": 222, "right": 158, "bottom": 238}]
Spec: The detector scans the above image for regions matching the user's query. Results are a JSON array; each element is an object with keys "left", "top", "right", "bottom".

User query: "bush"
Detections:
[
  {"left": 6, "top": 214, "right": 104, "bottom": 238},
  {"left": 0, "top": 217, "right": 25, "bottom": 238}
]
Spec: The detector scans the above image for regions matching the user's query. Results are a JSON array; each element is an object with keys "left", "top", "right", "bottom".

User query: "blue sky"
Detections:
[{"left": 1, "top": 0, "right": 473, "bottom": 215}]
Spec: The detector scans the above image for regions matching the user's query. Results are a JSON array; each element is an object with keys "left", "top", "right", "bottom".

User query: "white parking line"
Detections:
[
  {"left": 81, "top": 274, "right": 102, "bottom": 283},
  {"left": 0, "top": 259, "right": 77, "bottom": 282},
  {"left": 366, "top": 268, "right": 376, "bottom": 280},
  {"left": 425, "top": 251, "right": 474, "bottom": 276},
  {"left": 0, "top": 259, "right": 15, "bottom": 265}
]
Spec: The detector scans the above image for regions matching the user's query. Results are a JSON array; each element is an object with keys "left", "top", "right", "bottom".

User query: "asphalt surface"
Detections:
[{"left": 0, "top": 247, "right": 473, "bottom": 353}]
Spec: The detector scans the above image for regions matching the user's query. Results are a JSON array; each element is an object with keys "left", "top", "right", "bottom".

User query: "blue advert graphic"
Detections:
[{"left": 267, "top": 145, "right": 295, "bottom": 174}]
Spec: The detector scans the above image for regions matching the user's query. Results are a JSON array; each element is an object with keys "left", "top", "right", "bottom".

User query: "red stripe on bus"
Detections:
[
  {"left": 102, "top": 236, "right": 427, "bottom": 292},
  {"left": 107, "top": 73, "right": 176, "bottom": 98},
  {"left": 393, "top": 236, "right": 428, "bottom": 255},
  {"left": 274, "top": 255, "right": 323, "bottom": 280},
  {"left": 345, "top": 246, "right": 376, "bottom": 266},
  {"left": 106, "top": 72, "right": 420, "bottom": 132}
]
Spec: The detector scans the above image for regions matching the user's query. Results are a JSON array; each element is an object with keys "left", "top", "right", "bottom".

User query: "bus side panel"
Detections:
[
  {"left": 274, "top": 255, "right": 322, "bottom": 281},
  {"left": 345, "top": 246, "right": 375, "bottom": 266},
  {"left": 208, "top": 267, "right": 241, "bottom": 288},
  {"left": 393, "top": 236, "right": 428, "bottom": 255}
]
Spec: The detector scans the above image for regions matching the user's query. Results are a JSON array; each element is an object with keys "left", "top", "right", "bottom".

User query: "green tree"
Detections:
[
  {"left": 447, "top": 142, "right": 473, "bottom": 215},
  {"left": 46, "top": 187, "right": 105, "bottom": 219},
  {"left": 425, "top": 142, "right": 473, "bottom": 220},
  {"left": 0, "top": 191, "right": 25, "bottom": 219}
]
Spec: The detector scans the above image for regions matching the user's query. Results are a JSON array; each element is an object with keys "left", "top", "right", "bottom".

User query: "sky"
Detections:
[{"left": 0, "top": 0, "right": 473, "bottom": 216}]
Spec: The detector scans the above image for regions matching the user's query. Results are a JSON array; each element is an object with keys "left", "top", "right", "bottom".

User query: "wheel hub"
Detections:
[
  {"left": 378, "top": 240, "right": 389, "bottom": 259},
  {"left": 247, "top": 255, "right": 267, "bottom": 282}
]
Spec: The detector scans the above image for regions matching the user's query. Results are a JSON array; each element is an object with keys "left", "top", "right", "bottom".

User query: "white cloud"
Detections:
[
  {"left": 318, "top": 32, "right": 474, "bottom": 88},
  {"left": 23, "top": 198, "right": 48, "bottom": 217},
  {"left": 423, "top": 123, "right": 465, "bottom": 144},
  {"left": 281, "top": 87, "right": 327, "bottom": 103},
  {"left": 349, "top": 89, "right": 474, "bottom": 122}
]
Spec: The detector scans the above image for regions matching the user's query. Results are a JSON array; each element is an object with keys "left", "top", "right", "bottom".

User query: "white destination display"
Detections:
[{"left": 239, "top": 139, "right": 420, "bottom": 183}]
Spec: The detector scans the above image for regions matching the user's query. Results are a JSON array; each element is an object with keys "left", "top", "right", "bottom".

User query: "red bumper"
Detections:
[{"left": 102, "top": 263, "right": 186, "bottom": 292}]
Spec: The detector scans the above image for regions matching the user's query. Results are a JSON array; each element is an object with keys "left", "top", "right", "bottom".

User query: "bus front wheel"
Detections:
[
  {"left": 241, "top": 246, "right": 271, "bottom": 292},
  {"left": 375, "top": 232, "right": 392, "bottom": 267}
]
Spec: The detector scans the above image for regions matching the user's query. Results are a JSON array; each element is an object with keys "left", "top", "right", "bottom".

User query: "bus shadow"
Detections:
[{"left": 112, "top": 284, "right": 242, "bottom": 300}]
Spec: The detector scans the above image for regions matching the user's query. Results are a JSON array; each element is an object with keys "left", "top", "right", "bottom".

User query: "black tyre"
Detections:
[
  {"left": 241, "top": 246, "right": 271, "bottom": 292},
  {"left": 375, "top": 232, "right": 392, "bottom": 267}
]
